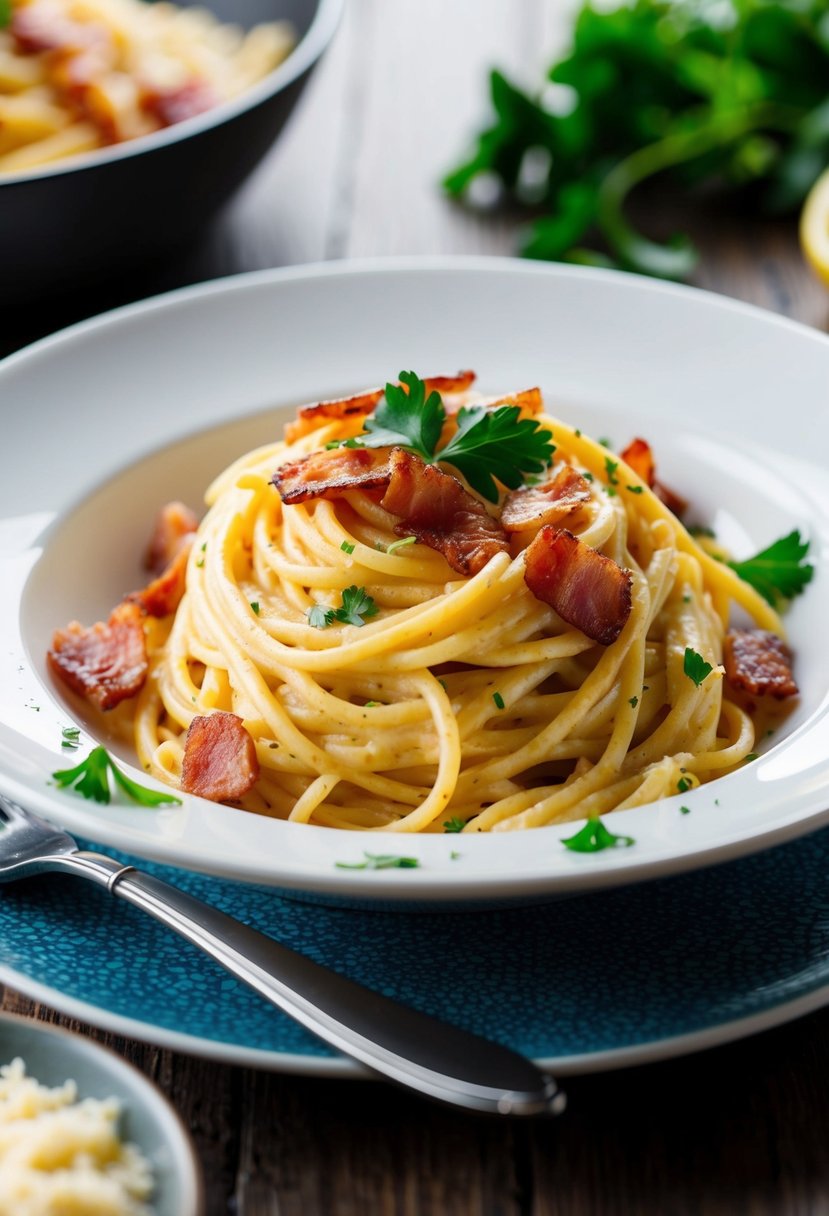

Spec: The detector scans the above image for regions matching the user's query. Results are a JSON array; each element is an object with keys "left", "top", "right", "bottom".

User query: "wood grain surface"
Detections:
[{"left": 3, "top": 2, "right": 829, "bottom": 1213}]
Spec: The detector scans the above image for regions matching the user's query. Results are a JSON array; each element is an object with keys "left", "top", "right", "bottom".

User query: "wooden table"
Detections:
[{"left": 4, "top": 3, "right": 829, "bottom": 1212}]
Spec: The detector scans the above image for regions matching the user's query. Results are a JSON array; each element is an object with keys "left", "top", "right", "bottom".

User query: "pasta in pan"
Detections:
[
  {"left": 49, "top": 370, "right": 799, "bottom": 835},
  {"left": 0, "top": 0, "right": 294, "bottom": 175}
]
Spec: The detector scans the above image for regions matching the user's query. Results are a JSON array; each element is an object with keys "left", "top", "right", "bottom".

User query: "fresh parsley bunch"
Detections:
[{"left": 443, "top": 0, "right": 829, "bottom": 280}]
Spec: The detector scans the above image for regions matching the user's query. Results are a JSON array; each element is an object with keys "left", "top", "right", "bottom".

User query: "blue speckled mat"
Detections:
[{"left": 3, "top": 829, "right": 828, "bottom": 1069}]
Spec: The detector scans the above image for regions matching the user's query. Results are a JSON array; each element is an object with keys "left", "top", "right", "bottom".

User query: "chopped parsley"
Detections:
[
  {"left": 683, "top": 647, "right": 713, "bottom": 687},
  {"left": 307, "top": 586, "right": 379, "bottom": 629},
  {"left": 603, "top": 456, "right": 619, "bottom": 486},
  {"left": 492, "top": 691, "right": 505, "bottom": 709},
  {"left": 52, "top": 746, "right": 181, "bottom": 807},
  {"left": 561, "top": 817, "right": 635, "bottom": 852},
  {"left": 581, "top": 470, "right": 594, "bottom": 482},
  {"left": 387, "top": 535, "right": 417, "bottom": 555},
  {"left": 250, "top": 601, "right": 261, "bottom": 615},
  {"left": 335, "top": 852, "right": 420, "bottom": 870},
  {"left": 341, "top": 371, "right": 555, "bottom": 503},
  {"left": 307, "top": 604, "right": 335, "bottom": 629},
  {"left": 679, "top": 806, "right": 691, "bottom": 815},
  {"left": 442, "top": 817, "right": 466, "bottom": 833},
  {"left": 364, "top": 700, "right": 381, "bottom": 708},
  {"left": 677, "top": 776, "right": 692, "bottom": 793},
  {"left": 61, "top": 726, "right": 81, "bottom": 750},
  {"left": 745, "top": 752, "right": 759, "bottom": 762},
  {"left": 626, "top": 484, "right": 643, "bottom": 494},
  {"left": 340, "top": 540, "right": 355, "bottom": 555},
  {"left": 628, "top": 696, "right": 638, "bottom": 708},
  {"left": 727, "top": 530, "right": 813, "bottom": 606}
]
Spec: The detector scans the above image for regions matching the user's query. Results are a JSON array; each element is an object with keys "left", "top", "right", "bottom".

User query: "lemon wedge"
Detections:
[{"left": 800, "top": 165, "right": 829, "bottom": 287}]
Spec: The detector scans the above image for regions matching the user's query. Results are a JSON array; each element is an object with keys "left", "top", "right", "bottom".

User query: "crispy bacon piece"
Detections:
[
  {"left": 283, "top": 371, "right": 477, "bottom": 444},
  {"left": 48, "top": 601, "right": 148, "bottom": 711},
  {"left": 501, "top": 465, "right": 592, "bottom": 534},
  {"left": 180, "top": 712, "right": 260, "bottom": 802},
  {"left": 142, "top": 79, "right": 218, "bottom": 128},
  {"left": 620, "top": 437, "right": 687, "bottom": 518},
  {"left": 129, "top": 537, "right": 194, "bottom": 618},
  {"left": 145, "top": 501, "right": 199, "bottom": 576},
  {"left": 273, "top": 446, "right": 392, "bottom": 504},
  {"left": 724, "top": 628, "right": 798, "bottom": 700},
  {"left": 380, "top": 449, "right": 508, "bottom": 576},
  {"left": 443, "top": 386, "right": 543, "bottom": 419},
  {"left": 11, "top": 4, "right": 104, "bottom": 54},
  {"left": 271, "top": 445, "right": 508, "bottom": 576},
  {"left": 524, "top": 527, "right": 632, "bottom": 646}
]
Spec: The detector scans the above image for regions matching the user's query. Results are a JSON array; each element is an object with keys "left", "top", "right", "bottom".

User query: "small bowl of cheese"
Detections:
[{"left": 0, "top": 1012, "right": 202, "bottom": 1216}]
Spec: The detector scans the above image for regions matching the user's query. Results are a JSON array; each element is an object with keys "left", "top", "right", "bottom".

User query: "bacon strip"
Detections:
[
  {"left": 144, "top": 501, "right": 199, "bottom": 576},
  {"left": 273, "top": 446, "right": 392, "bottom": 504},
  {"left": 284, "top": 371, "right": 477, "bottom": 444},
  {"left": 142, "top": 79, "right": 218, "bottom": 128},
  {"left": 271, "top": 445, "right": 508, "bottom": 576},
  {"left": 724, "top": 629, "right": 798, "bottom": 700},
  {"left": 443, "top": 386, "right": 543, "bottom": 419},
  {"left": 620, "top": 437, "right": 687, "bottom": 518},
  {"left": 180, "top": 712, "right": 260, "bottom": 802},
  {"left": 380, "top": 449, "right": 508, "bottom": 576},
  {"left": 502, "top": 465, "right": 592, "bottom": 534},
  {"left": 523, "top": 527, "right": 632, "bottom": 646},
  {"left": 48, "top": 601, "right": 148, "bottom": 711},
  {"left": 129, "top": 537, "right": 193, "bottom": 618}
]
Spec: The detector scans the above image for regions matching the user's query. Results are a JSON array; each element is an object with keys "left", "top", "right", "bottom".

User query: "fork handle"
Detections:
[{"left": 64, "top": 851, "right": 564, "bottom": 1116}]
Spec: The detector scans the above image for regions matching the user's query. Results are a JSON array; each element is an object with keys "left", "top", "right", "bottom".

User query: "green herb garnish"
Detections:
[
  {"left": 306, "top": 586, "right": 379, "bottom": 629},
  {"left": 561, "top": 817, "right": 635, "bottom": 853},
  {"left": 52, "top": 746, "right": 181, "bottom": 807},
  {"left": 0, "top": 0, "right": 9, "bottom": 29},
  {"left": 442, "top": 817, "right": 466, "bottom": 833},
  {"left": 604, "top": 456, "right": 619, "bottom": 486},
  {"left": 61, "top": 726, "right": 81, "bottom": 750},
  {"left": 679, "top": 806, "right": 691, "bottom": 815},
  {"left": 345, "top": 371, "right": 555, "bottom": 503},
  {"left": 386, "top": 535, "right": 417, "bottom": 555},
  {"left": 492, "top": 691, "right": 505, "bottom": 709},
  {"left": 336, "top": 585, "right": 379, "bottom": 627},
  {"left": 683, "top": 647, "right": 713, "bottom": 687},
  {"left": 628, "top": 696, "right": 638, "bottom": 709},
  {"left": 677, "top": 776, "right": 692, "bottom": 793},
  {"left": 443, "top": 2, "right": 829, "bottom": 282},
  {"left": 307, "top": 604, "right": 335, "bottom": 630},
  {"left": 340, "top": 541, "right": 355, "bottom": 555},
  {"left": 727, "top": 530, "right": 813, "bottom": 606},
  {"left": 250, "top": 601, "right": 260, "bottom": 615},
  {"left": 335, "top": 852, "right": 420, "bottom": 870}
]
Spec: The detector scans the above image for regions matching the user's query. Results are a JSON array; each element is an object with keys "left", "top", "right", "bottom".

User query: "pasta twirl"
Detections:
[{"left": 113, "top": 380, "right": 793, "bottom": 834}]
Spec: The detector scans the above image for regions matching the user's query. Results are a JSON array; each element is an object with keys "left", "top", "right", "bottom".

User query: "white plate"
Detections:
[{"left": 2, "top": 257, "right": 829, "bottom": 903}]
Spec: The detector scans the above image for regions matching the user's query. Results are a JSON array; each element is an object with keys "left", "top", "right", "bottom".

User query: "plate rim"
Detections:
[{"left": 4, "top": 958, "right": 827, "bottom": 1079}]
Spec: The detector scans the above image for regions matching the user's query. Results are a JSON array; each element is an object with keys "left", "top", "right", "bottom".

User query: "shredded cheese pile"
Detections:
[{"left": 0, "top": 1057, "right": 154, "bottom": 1216}]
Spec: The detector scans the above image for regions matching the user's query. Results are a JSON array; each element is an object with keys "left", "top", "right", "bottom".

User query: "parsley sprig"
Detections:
[
  {"left": 727, "top": 530, "right": 813, "bottom": 606},
  {"left": 307, "top": 585, "right": 379, "bottom": 630},
  {"left": 561, "top": 817, "right": 635, "bottom": 852},
  {"left": 683, "top": 648, "right": 713, "bottom": 687},
  {"left": 345, "top": 371, "right": 555, "bottom": 503},
  {"left": 52, "top": 746, "right": 181, "bottom": 807}
]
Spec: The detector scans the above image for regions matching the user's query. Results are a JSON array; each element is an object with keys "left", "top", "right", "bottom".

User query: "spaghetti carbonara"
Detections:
[
  {"left": 0, "top": 0, "right": 294, "bottom": 175},
  {"left": 78, "top": 372, "right": 796, "bottom": 834}
]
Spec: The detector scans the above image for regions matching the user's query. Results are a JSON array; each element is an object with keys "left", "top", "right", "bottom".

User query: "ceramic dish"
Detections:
[
  {"left": 0, "top": 0, "right": 343, "bottom": 304},
  {"left": 1, "top": 826, "right": 828, "bottom": 1076},
  {"left": 1, "top": 257, "right": 828, "bottom": 903},
  {"left": 0, "top": 1010, "right": 203, "bottom": 1214}
]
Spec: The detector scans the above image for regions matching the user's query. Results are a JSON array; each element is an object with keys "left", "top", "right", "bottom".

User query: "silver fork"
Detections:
[{"left": 0, "top": 792, "right": 565, "bottom": 1117}]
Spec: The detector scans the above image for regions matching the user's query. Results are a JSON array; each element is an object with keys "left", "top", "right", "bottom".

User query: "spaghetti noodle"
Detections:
[{"left": 105, "top": 375, "right": 794, "bottom": 833}]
